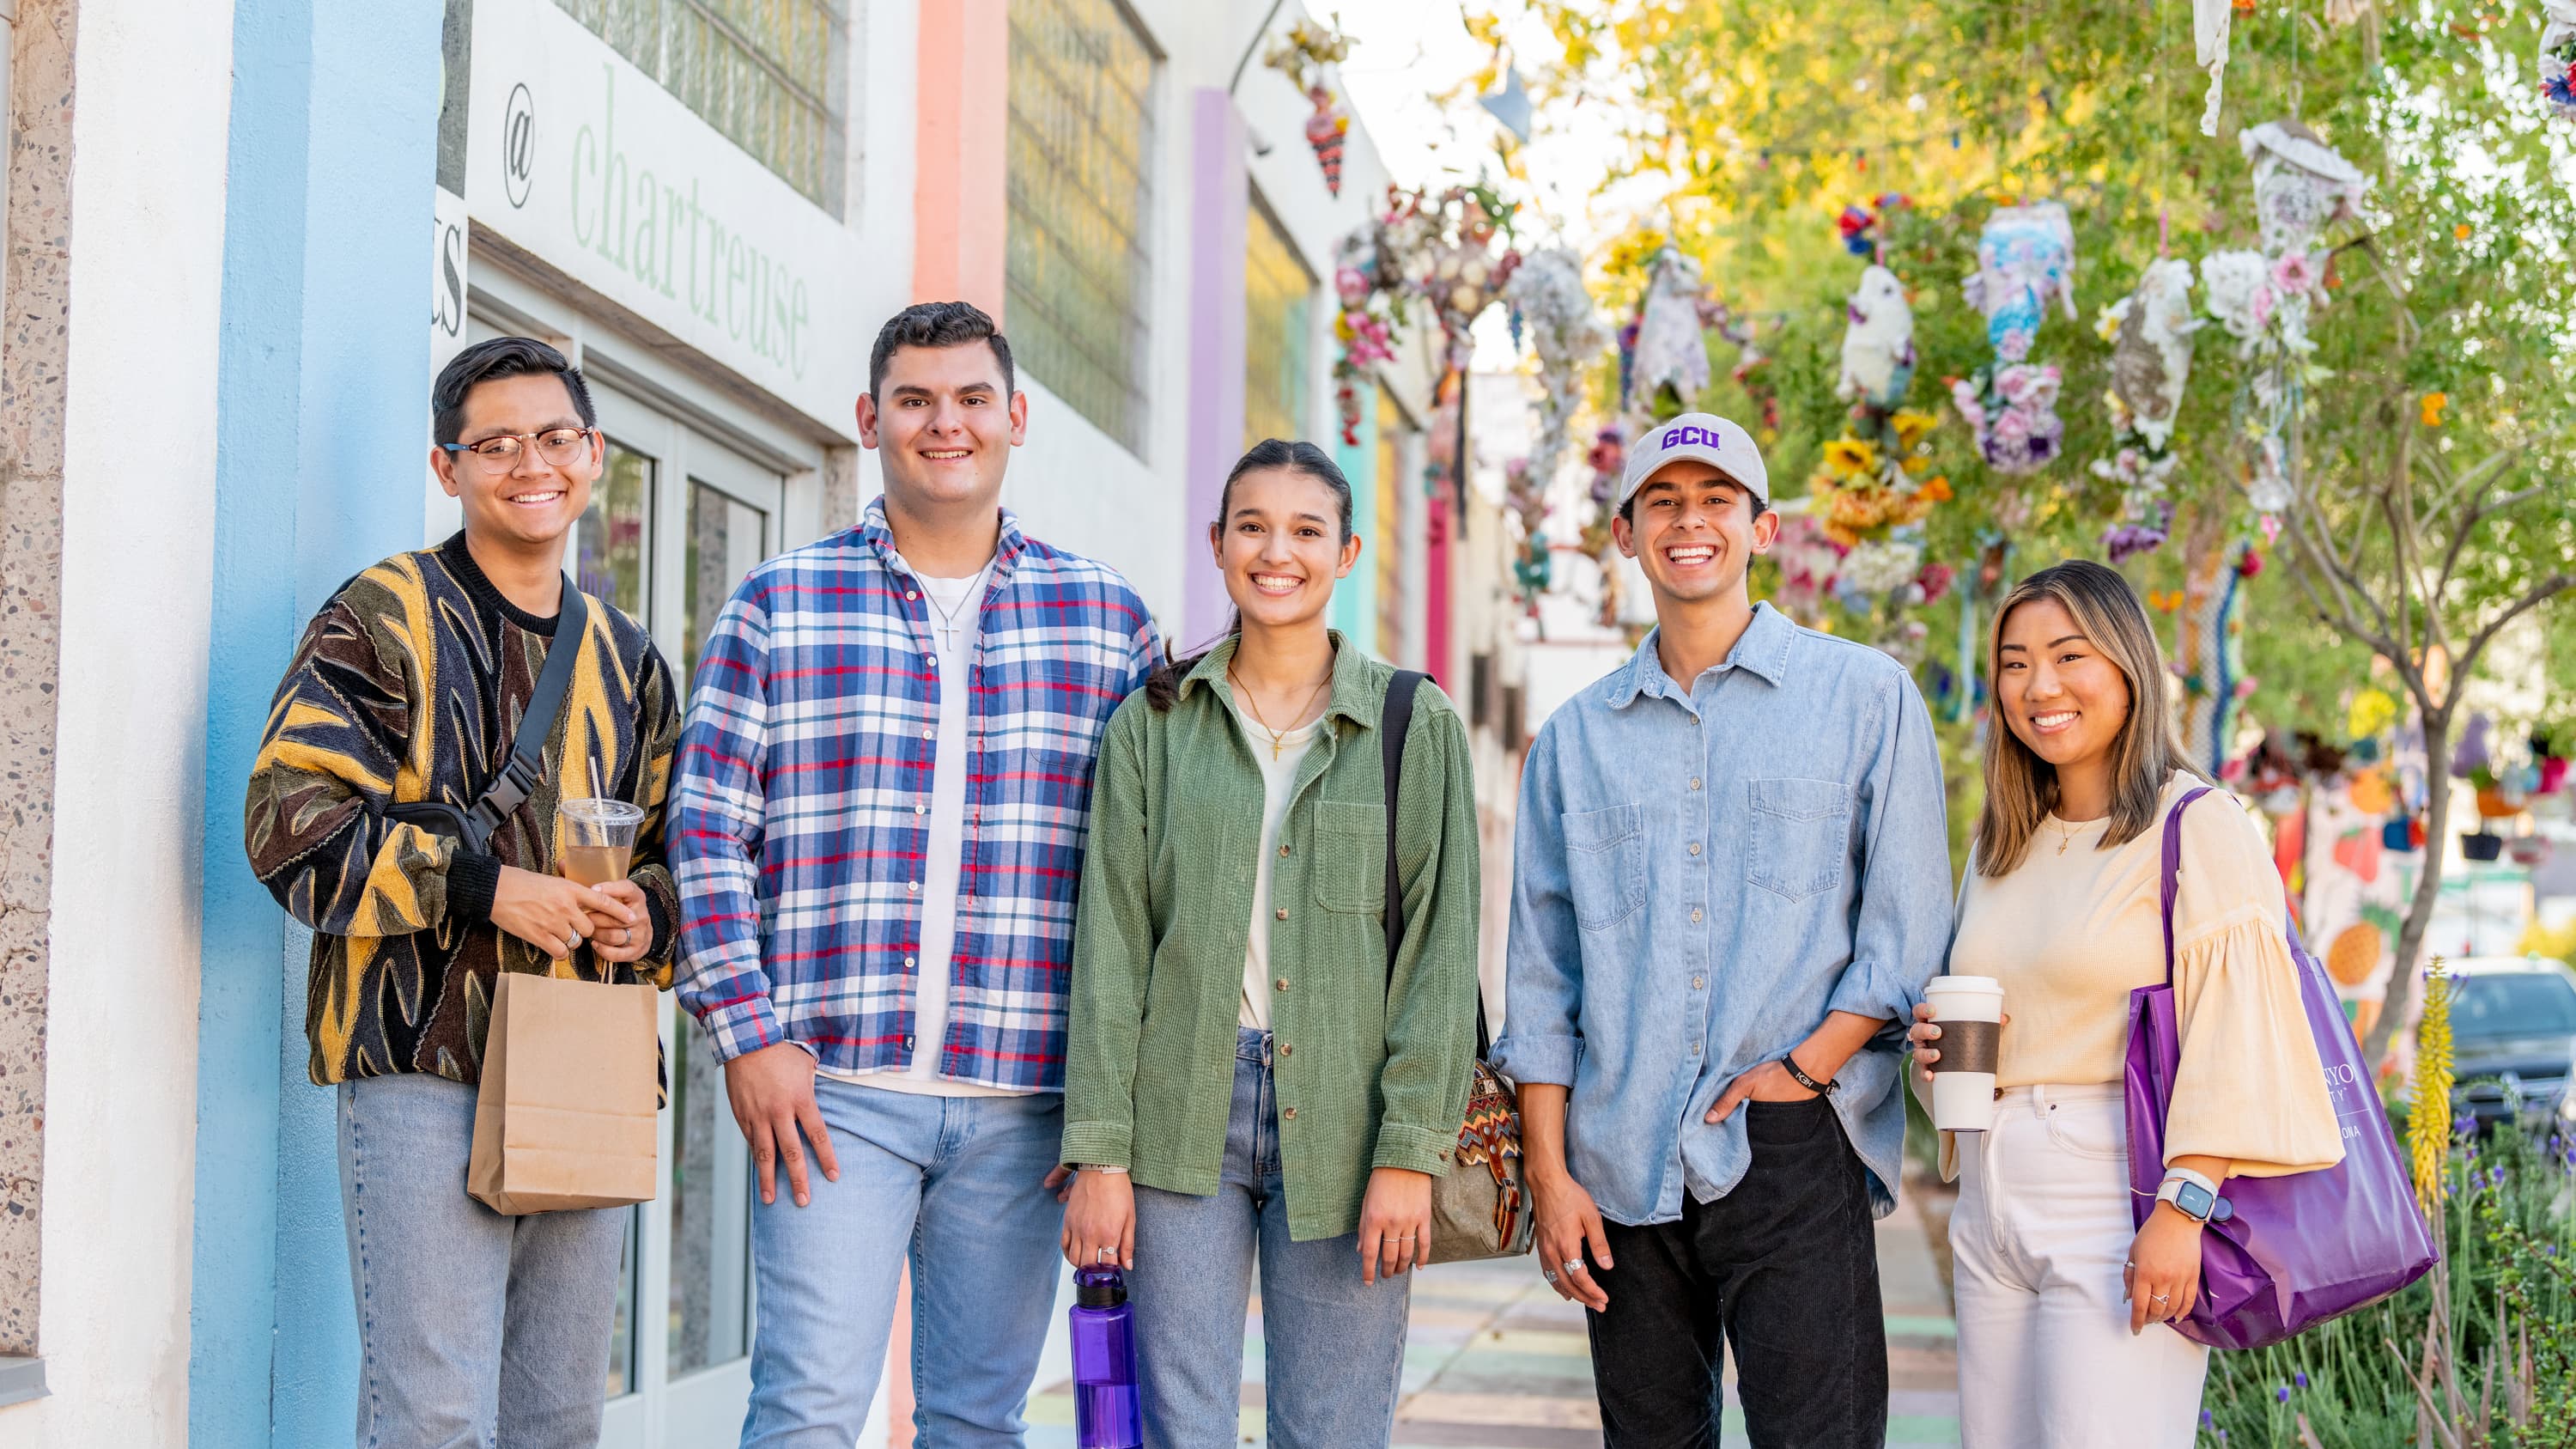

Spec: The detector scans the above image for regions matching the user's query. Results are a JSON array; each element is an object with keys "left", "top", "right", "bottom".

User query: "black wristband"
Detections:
[{"left": 1782, "top": 1053, "right": 1836, "bottom": 1095}]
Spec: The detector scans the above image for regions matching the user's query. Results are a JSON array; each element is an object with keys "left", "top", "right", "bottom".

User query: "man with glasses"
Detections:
[{"left": 245, "top": 337, "right": 683, "bottom": 1449}]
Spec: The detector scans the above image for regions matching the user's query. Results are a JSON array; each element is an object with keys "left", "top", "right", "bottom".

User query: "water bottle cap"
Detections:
[{"left": 1073, "top": 1263, "right": 1127, "bottom": 1308}]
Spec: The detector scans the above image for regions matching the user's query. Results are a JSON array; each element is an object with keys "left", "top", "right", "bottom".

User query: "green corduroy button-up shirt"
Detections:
[{"left": 1062, "top": 632, "right": 1483, "bottom": 1241}]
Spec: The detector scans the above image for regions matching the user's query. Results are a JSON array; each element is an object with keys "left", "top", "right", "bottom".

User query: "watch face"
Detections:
[{"left": 2175, "top": 1181, "right": 2218, "bottom": 1220}]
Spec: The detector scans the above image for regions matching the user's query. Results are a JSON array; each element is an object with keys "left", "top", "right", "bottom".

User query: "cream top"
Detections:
[
  {"left": 1230, "top": 702, "right": 1321, "bottom": 1030},
  {"left": 1940, "top": 774, "right": 2346, "bottom": 1181}
]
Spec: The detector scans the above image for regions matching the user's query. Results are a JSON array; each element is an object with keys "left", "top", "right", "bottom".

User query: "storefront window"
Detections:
[
  {"left": 578, "top": 439, "right": 656, "bottom": 624},
  {"left": 1005, "top": 0, "right": 1155, "bottom": 454},
  {"left": 683, "top": 480, "right": 770, "bottom": 684},
  {"left": 667, "top": 1013, "right": 753, "bottom": 1373},
  {"left": 556, "top": 0, "right": 847, "bottom": 214},
  {"left": 1243, "top": 196, "right": 1312, "bottom": 448}
]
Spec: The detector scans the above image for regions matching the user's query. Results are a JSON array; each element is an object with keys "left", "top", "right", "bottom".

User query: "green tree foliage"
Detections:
[{"left": 1516, "top": 0, "right": 2576, "bottom": 1049}]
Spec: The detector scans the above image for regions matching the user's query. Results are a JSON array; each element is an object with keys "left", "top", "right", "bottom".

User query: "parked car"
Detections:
[{"left": 2441, "top": 955, "right": 2576, "bottom": 1134}]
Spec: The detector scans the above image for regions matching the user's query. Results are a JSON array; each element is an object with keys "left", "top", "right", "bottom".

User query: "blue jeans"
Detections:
[
  {"left": 1127, "top": 1028, "right": 1412, "bottom": 1449},
  {"left": 740, "top": 1079, "right": 1066, "bottom": 1448},
  {"left": 337, "top": 1074, "right": 626, "bottom": 1449}
]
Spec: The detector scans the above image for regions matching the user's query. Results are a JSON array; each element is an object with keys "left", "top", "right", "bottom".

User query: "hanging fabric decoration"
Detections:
[
  {"left": 2196, "top": 0, "right": 2235, "bottom": 135},
  {"left": 1814, "top": 250, "right": 1947, "bottom": 661},
  {"left": 1304, "top": 88, "right": 1351, "bottom": 196},
  {"left": 2091, "top": 258, "right": 2202, "bottom": 562},
  {"left": 1504, "top": 247, "right": 1610, "bottom": 501},
  {"left": 2242, "top": 122, "right": 2367, "bottom": 257},
  {"left": 1953, "top": 203, "right": 2075, "bottom": 474},
  {"left": 1505, "top": 458, "right": 1552, "bottom": 615},
  {"left": 2541, "top": 0, "right": 2576, "bottom": 116},
  {"left": 1263, "top": 19, "right": 1356, "bottom": 196},
  {"left": 1837, "top": 265, "right": 1917, "bottom": 411},
  {"left": 1630, "top": 247, "right": 1713, "bottom": 417},
  {"left": 2210, "top": 122, "right": 2363, "bottom": 514}
]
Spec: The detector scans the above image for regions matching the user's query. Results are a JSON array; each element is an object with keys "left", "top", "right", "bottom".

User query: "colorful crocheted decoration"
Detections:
[
  {"left": 2543, "top": 0, "right": 2576, "bottom": 115},
  {"left": 1837, "top": 265, "right": 1917, "bottom": 412},
  {"left": 1955, "top": 204, "right": 2075, "bottom": 473},
  {"left": 1505, "top": 247, "right": 1611, "bottom": 496},
  {"left": 1454, "top": 1061, "right": 1528, "bottom": 1246},
  {"left": 2241, "top": 121, "right": 2366, "bottom": 257},
  {"left": 2091, "top": 258, "right": 2202, "bottom": 561},
  {"left": 1304, "top": 88, "right": 1350, "bottom": 196},
  {"left": 1631, "top": 246, "right": 1713, "bottom": 417}
]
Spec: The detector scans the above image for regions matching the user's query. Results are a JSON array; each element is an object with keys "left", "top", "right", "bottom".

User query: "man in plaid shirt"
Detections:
[{"left": 673, "top": 301, "right": 1159, "bottom": 1447}]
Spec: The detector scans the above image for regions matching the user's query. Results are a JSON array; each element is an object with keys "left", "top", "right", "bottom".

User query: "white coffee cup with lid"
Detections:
[{"left": 1923, "top": 975, "right": 2005, "bottom": 1133}]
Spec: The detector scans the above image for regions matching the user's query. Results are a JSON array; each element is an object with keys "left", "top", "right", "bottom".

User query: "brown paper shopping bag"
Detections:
[{"left": 468, "top": 971, "right": 661, "bottom": 1215}]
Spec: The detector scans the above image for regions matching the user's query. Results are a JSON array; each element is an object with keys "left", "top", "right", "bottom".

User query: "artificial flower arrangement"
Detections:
[
  {"left": 2544, "top": 1, "right": 2576, "bottom": 116},
  {"left": 1327, "top": 185, "right": 1520, "bottom": 445},
  {"left": 1263, "top": 19, "right": 1355, "bottom": 196},
  {"left": 1953, "top": 202, "right": 2077, "bottom": 474},
  {"left": 2200, "top": 245, "right": 2334, "bottom": 512}
]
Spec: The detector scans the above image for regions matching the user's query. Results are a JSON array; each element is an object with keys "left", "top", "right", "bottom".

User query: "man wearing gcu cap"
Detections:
[{"left": 1493, "top": 413, "right": 1952, "bottom": 1446}]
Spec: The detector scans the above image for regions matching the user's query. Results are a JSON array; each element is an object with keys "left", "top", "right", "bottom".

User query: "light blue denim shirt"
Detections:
[{"left": 1493, "top": 602, "right": 1953, "bottom": 1225}]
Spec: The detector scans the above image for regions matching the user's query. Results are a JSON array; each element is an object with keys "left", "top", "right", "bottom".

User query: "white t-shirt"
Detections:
[
  {"left": 1233, "top": 701, "right": 1321, "bottom": 1030},
  {"left": 830, "top": 557, "right": 1027, "bottom": 1099}
]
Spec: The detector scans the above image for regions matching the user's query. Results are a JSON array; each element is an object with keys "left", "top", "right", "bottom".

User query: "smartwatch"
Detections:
[{"left": 2156, "top": 1170, "right": 2233, "bottom": 1223}]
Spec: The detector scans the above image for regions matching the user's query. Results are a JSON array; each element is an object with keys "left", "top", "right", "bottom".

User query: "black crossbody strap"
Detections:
[
  {"left": 1378, "top": 670, "right": 1490, "bottom": 1061},
  {"left": 463, "top": 579, "right": 590, "bottom": 851}
]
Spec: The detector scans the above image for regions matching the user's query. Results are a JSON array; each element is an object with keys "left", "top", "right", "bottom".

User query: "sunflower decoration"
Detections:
[{"left": 1808, "top": 408, "right": 1948, "bottom": 548}]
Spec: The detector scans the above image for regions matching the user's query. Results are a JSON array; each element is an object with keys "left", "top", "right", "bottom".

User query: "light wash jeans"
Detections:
[
  {"left": 739, "top": 1079, "right": 1066, "bottom": 1448},
  {"left": 1952, "top": 1083, "right": 2211, "bottom": 1448},
  {"left": 337, "top": 1074, "right": 626, "bottom": 1449},
  {"left": 1127, "top": 1028, "right": 1412, "bottom": 1449}
]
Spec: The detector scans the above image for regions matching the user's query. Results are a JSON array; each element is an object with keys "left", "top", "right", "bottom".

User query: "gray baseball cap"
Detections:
[{"left": 1620, "top": 412, "right": 1770, "bottom": 509}]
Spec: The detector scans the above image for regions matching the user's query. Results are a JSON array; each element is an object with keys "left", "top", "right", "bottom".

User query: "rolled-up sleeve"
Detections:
[
  {"left": 1826, "top": 672, "right": 1951, "bottom": 1028},
  {"left": 1492, "top": 721, "right": 1584, "bottom": 1087}
]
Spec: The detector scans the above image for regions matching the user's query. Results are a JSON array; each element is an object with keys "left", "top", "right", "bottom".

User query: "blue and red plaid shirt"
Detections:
[{"left": 672, "top": 499, "right": 1159, "bottom": 1089}]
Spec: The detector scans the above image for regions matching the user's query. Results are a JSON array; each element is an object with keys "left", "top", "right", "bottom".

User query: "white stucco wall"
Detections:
[{"left": 13, "top": 0, "right": 234, "bottom": 1444}]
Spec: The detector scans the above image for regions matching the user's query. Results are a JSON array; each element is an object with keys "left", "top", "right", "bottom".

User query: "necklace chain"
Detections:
[
  {"left": 1229, "top": 661, "right": 1333, "bottom": 762},
  {"left": 920, "top": 571, "right": 981, "bottom": 642}
]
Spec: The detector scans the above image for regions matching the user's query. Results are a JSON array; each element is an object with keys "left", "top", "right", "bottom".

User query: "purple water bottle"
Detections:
[{"left": 1069, "top": 1263, "right": 1142, "bottom": 1447}]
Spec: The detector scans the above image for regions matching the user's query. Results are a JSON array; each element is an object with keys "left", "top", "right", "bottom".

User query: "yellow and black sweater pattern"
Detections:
[{"left": 246, "top": 534, "right": 682, "bottom": 1087}]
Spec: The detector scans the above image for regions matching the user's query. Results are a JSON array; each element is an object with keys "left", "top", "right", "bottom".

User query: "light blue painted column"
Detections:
[
  {"left": 193, "top": 1, "right": 445, "bottom": 1444},
  {"left": 1331, "top": 393, "right": 1380, "bottom": 654}
]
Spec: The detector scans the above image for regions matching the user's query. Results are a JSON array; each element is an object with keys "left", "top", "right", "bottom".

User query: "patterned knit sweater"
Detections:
[{"left": 246, "top": 533, "right": 681, "bottom": 1087}]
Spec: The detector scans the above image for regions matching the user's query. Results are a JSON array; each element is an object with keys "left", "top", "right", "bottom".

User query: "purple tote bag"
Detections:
[{"left": 2122, "top": 788, "right": 2438, "bottom": 1350}]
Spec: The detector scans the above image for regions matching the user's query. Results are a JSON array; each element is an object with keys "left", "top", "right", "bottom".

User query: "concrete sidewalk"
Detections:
[{"left": 1024, "top": 1196, "right": 1960, "bottom": 1447}]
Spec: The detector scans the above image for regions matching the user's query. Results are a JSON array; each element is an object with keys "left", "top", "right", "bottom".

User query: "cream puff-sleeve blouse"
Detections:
[{"left": 1939, "top": 773, "right": 2346, "bottom": 1182}]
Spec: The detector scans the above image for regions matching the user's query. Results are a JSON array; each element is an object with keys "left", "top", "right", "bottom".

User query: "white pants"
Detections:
[{"left": 1952, "top": 1083, "right": 2209, "bottom": 1448}]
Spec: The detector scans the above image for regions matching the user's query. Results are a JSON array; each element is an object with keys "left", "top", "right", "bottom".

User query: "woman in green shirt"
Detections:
[{"left": 1059, "top": 438, "right": 1483, "bottom": 1447}]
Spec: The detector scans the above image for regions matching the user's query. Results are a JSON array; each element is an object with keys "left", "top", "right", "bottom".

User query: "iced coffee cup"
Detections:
[
  {"left": 557, "top": 798, "right": 645, "bottom": 886},
  {"left": 1923, "top": 974, "right": 2005, "bottom": 1133}
]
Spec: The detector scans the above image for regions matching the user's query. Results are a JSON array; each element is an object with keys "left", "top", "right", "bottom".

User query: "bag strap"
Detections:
[
  {"left": 2158, "top": 786, "right": 2216, "bottom": 987},
  {"left": 462, "top": 578, "right": 590, "bottom": 852},
  {"left": 1377, "top": 671, "right": 1491, "bottom": 1061}
]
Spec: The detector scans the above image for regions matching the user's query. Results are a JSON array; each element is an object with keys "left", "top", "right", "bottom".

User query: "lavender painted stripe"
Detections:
[{"left": 1182, "top": 88, "right": 1249, "bottom": 648}]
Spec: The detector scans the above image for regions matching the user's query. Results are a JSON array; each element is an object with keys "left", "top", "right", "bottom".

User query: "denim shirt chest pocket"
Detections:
[
  {"left": 1563, "top": 802, "right": 1647, "bottom": 931},
  {"left": 1746, "top": 777, "right": 1852, "bottom": 902}
]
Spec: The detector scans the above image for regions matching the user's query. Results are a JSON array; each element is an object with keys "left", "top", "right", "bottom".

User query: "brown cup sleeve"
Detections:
[{"left": 1926, "top": 1018, "right": 2001, "bottom": 1075}]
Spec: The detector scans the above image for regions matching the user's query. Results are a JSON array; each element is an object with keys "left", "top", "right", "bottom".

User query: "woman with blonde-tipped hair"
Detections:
[{"left": 1909, "top": 558, "right": 2343, "bottom": 1447}]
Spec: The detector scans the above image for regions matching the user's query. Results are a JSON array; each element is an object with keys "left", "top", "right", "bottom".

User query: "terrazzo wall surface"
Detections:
[{"left": 0, "top": 0, "right": 77, "bottom": 1361}]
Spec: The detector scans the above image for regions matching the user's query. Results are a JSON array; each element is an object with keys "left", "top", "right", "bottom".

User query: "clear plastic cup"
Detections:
[{"left": 557, "top": 798, "right": 645, "bottom": 886}]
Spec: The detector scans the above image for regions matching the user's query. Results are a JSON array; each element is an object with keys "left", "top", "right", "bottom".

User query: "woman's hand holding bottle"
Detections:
[{"left": 1061, "top": 1166, "right": 1136, "bottom": 1270}]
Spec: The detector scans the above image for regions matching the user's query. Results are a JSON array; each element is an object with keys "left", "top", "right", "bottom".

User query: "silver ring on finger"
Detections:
[
  {"left": 1562, "top": 1260, "right": 1584, "bottom": 1276},
  {"left": 2151, "top": 1293, "right": 2169, "bottom": 1303},
  {"left": 1542, "top": 1269, "right": 1559, "bottom": 1283},
  {"left": 1096, "top": 1248, "right": 1112, "bottom": 1263}
]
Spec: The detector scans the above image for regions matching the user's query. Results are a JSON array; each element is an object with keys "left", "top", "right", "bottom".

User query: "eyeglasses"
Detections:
[{"left": 440, "top": 428, "right": 597, "bottom": 471}]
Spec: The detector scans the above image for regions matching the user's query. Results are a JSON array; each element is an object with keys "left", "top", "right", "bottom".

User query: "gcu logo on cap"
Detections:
[{"left": 1660, "top": 424, "right": 1723, "bottom": 450}]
